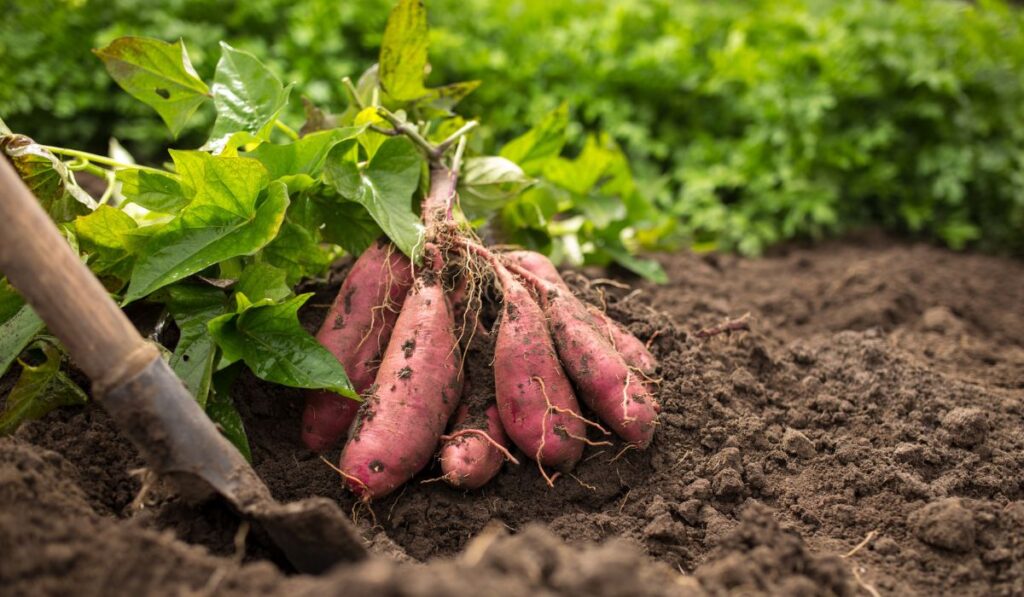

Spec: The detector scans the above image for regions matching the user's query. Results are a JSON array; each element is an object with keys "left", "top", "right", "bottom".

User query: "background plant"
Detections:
[{"left": 4, "top": 0, "right": 1023, "bottom": 254}]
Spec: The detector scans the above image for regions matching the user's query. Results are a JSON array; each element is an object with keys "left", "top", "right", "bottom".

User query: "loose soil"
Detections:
[{"left": 2, "top": 234, "right": 1022, "bottom": 596}]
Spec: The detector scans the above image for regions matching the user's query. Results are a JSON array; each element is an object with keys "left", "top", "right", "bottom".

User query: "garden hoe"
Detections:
[{"left": 0, "top": 157, "right": 367, "bottom": 573}]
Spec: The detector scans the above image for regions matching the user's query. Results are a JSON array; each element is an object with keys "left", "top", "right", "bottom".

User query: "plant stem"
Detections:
[
  {"left": 98, "top": 169, "right": 118, "bottom": 206},
  {"left": 436, "top": 121, "right": 478, "bottom": 156},
  {"left": 41, "top": 146, "right": 165, "bottom": 175},
  {"left": 274, "top": 119, "right": 300, "bottom": 141},
  {"left": 451, "top": 136, "right": 468, "bottom": 178},
  {"left": 342, "top": 77, "right": 365, "bottom": 110},
  {"left": 65, "top": 158, "right": 108, "bottom": 179},
  {"left": 376, "top": 108, "right": 439, "bottom": 161}
]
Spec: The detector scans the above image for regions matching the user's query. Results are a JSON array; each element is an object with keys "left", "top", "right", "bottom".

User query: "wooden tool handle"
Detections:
[{"left": 0, "top": 157, "right": 156, "bottom": 386}]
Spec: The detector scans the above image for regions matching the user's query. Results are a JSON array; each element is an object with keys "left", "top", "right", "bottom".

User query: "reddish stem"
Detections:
[{"left": 425, "top": 167, "right": 457, "bottom": 227}]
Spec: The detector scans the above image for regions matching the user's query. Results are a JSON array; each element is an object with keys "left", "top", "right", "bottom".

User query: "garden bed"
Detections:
[{"left": 2, "top": 234, "right": 1022, "bottom": 596}]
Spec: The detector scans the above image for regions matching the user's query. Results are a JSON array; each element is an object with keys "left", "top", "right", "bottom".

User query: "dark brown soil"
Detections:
[{"left": 2, "top": 235, "right": 1022, "bottom": 596}]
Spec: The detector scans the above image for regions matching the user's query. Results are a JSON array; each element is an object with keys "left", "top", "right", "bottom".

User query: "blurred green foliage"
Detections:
[{"left": 4, "top": 0, "right": 1024, "bottom": 254}]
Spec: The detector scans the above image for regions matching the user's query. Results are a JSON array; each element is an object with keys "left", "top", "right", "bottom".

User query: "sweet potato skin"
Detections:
[
  {"left": 505, "top": 250, "right": 657, "bottom": 376},
  {"left": 440, "top": 403, "right": 507, "bottom": 489},
  {"left": 493, "top": 272, "right": 584, "bottom": 471},
  {"left": 543, "top": 288, "right": 658, "bottom": 448},
  {"left": 301, "top": 239, "right": 413, "bottom": 452},
  {"left": 339, "top": 276, "right": 462, "bottom": 499}
]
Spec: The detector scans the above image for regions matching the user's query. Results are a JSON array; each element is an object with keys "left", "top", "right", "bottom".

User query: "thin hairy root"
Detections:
[
  {"left": 630, "top": 365, "right": 663, "bottom": 386},
  {"left": 590, "top": 278, "right": 632, "bottom": 290},
  {"left": 320, "top": 455, "right": 371, "bottom": 499},
  {"left": 850, "top": 565, "right": 881, "bottom": 597},
  {"left": 536, "top": 457, "right": 557, "bottom": 488},
  {"left": 386, "top": 485, "right": 408, "bottom": 522},
  {"left": 350, "top": 499, "right": 378, "bottom": 528},
  {"left": 420, "top": 471, "right": 456, "bottom": 484},
  {"left": 129, "top": 468, "right": 158, "bottom": 511},
  {"left": 620, "top": 370, "right": 638, "bottom": 425},
  {"left": 843, "top": 530, "right": 878, "bottom": 558},
  {"left": 565, "top": 431, "right": 613, "bottom": 447},
  {"left": 694, "top": 312, "right": 752, "bottom": 339},
  {"left": 644, "top": 329, "right": 662, "bottom": 349},
  {"left": 569, "top": 473, "right": 597, "bottom": 491},
  {"left": 584, "top": 450, "right": 608, "bottom": 462},
  {"left": 441, "top": 429, "right": 521, "bottom": 464},
  {"left": 534, "top": 396, "right": 556, "bottom": 487},
  {"left": 451, "top": 253, "right": 489, "bottom": 370},
  {"left": 610, "top": 444, "right": 638, "bottom": 462},
  {"left": 532, "top": 376, "right": 610, "bottom": 435},
  {"left": 618, "top": 289, "right": 643, "bottom": 304},
  {"left": 618, "top": 488, "right": 632, "bottom": 514}
]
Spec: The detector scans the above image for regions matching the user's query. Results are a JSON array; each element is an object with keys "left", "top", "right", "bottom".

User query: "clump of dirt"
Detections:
[{"left": 2, "top": 235, "right": 1023, "bottom": 595}]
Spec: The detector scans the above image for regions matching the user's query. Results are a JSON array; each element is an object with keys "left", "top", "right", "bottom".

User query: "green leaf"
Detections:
[
  {"left": 500, "top": 103, "right": 569, "bottom": 176},
  {"left": 0, "top": 135, "right": 97, "bottom": 220},
  {"left": 164, "top": 284, "right": 228, "bottom": 408},
  {"left": 74, "top": 206, "right": 139, "bottom": 282},
  {"left": 204, "top": 366, "right": 250, "bottom": 464},
  {"left": 117, "top": 169, "right": 186, "bottom": 213},
  {"left": 324, "top": 136, "right": 423, "bottom": 258},
  {"left": 601, "top": 244, "right": 668, "bottom": 284},
  {"left": 459, "top": 156, "right": 533, "bottom": 219},
  {"left": 261, "top": 193, "right": 333, "bottom": 284},
  {"left": 317, "top": 198, "right": 383, "bottom": 256},
  {"left": 93, "top": 37, "right": 210, "bottom": 138},
  {"left": 420, "top": 80, "right": 482, "bottom": 114},
  {"left": 299, "top": 97, "right": 338, "bottom": 137},
  {"left": 0, "top": 342, "right": 87, "bottom": 436},
  {"left": 236, "top": 263, "right": 292, "bottom": 303},
  {"left": 244, "top": 127, "right": 363, "bottom": 189},
  {"left": 542, "top": 135, "right": 615, "bottom": 196},
  {"left": 208, "top": 365, "right": 251, "bottom": 462},
  {"left": 205, "top": 42, "right": 293, "bottom": 154},
  {"left": 262, "top": 219, "right": 332, "bottom": 285},
  {"left": 0, "top": 281, "right": 45, "bottom": 378},
  {"left": 123, "top": 157, "right": 287, "bottom": 304},
  {"left": 379, "top": 0, "right": 430, "bottom": 102},
  {"left": 208, "top": 294, "right": 356, "bottom": 398}
]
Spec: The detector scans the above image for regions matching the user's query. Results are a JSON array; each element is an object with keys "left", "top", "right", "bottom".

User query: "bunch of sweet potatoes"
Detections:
[{"left": 302, "top": 168, "right": 659, "bottom": 500}]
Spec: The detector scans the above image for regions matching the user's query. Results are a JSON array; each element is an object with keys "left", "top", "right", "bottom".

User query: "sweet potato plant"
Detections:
[{"left": 0, "top": 0, "right": 661, "bottom": 495}]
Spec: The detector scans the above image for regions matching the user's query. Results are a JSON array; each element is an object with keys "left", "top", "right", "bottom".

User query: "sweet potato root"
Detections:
[
  {"left": 338, "top": 271, "right": 462, "bottom": 499},
  {"left": 540, "top": 285, "right": 658, "bottom": 448},
  {"left": 492, "top": 266, "right": 585, "bottom": 473},
  {"left": 302, "top": 238, "right": 413, "bottom": 452},
  {"left": 440, "top": 401, "right": 510, "bottom": 489},
  {"left": 505, "top": 250, "right": 657, "bottom": 378}
]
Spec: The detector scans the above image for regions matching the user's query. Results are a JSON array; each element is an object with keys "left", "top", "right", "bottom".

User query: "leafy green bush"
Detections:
[
  {"left": 4, "top": 0, "right": 1024, "bottom": 253},
  {"left": 427, "top": 0, "right": 1024, "bottom": 254}
]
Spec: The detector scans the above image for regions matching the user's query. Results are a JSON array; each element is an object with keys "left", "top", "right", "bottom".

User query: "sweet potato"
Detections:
[
  {"left": 505, "top": 250, "right": 657, "bottom": 377},
  {"left": 302, "top": 238, "right": 413, "bottom": 452},
  {"left": 440, "top": 401, "right": 510, "bottom": 489},
  {"left": 540, "top": 285, "right": 658, "bottom": 448},
  {"left": 338, "top": 271, "right": 462, "bottom": 499},
  {"left": 492, "top": 266, "right": 585, "bottom": 473}
]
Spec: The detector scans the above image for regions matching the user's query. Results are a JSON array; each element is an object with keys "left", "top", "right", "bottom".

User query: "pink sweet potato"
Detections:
[
  {"left": 505, "top": 250, "right": 656, "bottom": 377},
  {"left": 440, "top": 402, "right": 509, "bottom": 489},
  {"left": 302, "top": 238, "right": 414, "bottom": 452},
  {"left": 492, "top": 266, "right": 585, "bottom": 472},
  {"left": 539, "top": 285, "right": 658, "bottom": 448},
  {"left": 338, "top": 272, "right": 462, "bottom": 499}
]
